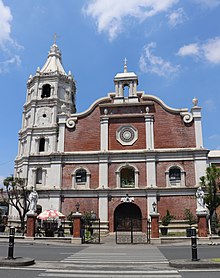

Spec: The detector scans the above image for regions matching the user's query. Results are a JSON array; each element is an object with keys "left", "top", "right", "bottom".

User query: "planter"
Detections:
[{"left": 160, "top": 227, "right": 168, "bottom": 236}]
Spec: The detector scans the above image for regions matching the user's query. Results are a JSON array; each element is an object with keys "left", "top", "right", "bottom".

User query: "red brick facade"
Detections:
[
  {"left": 60, "top": 79, "right": 205, "bottom": 235},
  {"left": 65, "top": 106, "right": 101, "bottom": 152},
  {"left": 153, "top": 102, "right": 196, "bottom": 148}
]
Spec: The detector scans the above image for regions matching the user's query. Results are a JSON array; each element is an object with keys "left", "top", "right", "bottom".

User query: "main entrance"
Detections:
[{"left": 114, "top": 203, "right": 150, "bottom": 244}]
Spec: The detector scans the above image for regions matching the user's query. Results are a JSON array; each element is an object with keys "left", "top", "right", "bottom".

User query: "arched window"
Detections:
[
  {"left": 123, "top": 84, "right": 129, "bottom": 97},
  {"left": 72, "top": 168, "right": 90, "bottom": 189},
  {"left": 120, "top": 167, "right": 135, "bottom": 188},
  {"left": 169, "top": 167, "right": 181, "bottom": 184},
  {"left": 39, "top": 138, "right": 45, "bottom": 152},
  {"left": 36, "top": 168, "right": 42, "bottom": 184},
  {"left": 41, "top": 84, "right": 51, "bottom": 98},
  {"left": 75, "top": 169, "right": 87, "bottom": 183},
  {"left": 166, "top": 165, "right": 185, "bottom": 187}
]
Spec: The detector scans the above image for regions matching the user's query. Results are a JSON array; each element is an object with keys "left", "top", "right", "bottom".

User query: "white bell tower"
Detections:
[{"left": 15, "top": 42, "right": 76, "bottom": 191}]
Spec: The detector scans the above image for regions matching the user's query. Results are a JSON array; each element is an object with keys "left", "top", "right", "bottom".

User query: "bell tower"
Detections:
[{"left": 15, "top": 42, "right": 76, "bottom": 190}]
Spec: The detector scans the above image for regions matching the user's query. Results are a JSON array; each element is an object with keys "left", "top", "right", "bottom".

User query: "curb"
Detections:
[
  {"left": 170, "top": 259, "right": 220, "bottom": 269},
  {"left": 0, "top": 257, "right": 35, "bottom": 267}
]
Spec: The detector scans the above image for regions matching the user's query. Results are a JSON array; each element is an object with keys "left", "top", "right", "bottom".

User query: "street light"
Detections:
[{"left": 152, "top": 201, "right": 157, "bottom": 213}]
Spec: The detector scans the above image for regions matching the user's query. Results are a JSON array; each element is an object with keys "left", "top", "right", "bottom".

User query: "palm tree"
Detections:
[{"left": 200, "top": 165, "right": 220, "bottom": 233}]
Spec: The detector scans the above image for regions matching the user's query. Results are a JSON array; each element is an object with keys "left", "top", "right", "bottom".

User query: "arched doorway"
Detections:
[{"left": 114, "top": 203, "right": 142, "bottom": 231}]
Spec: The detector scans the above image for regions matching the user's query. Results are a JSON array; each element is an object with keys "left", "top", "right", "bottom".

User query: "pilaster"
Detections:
[
  {"left": 191, "top": 105, "right": 203, "bottom": 148},
  {"left": 145, "top": 113, "right": 154, "bottom": 150},
  {"left": 99, "top": 155, "right": 108, "bottom": 189},
  {"left": 100, "top": 116, "right": 109, "bottom": 151},
  {"left": 146, "top": 155, "right": 156, "bottom": 188},
  {"left": 57, "top": 113, "right": 67, "bottom": 152}
]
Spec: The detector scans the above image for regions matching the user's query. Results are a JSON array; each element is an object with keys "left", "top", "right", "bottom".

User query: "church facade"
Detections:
[{"left": 14, "top": 43, "right": 211, "bottom": 232}]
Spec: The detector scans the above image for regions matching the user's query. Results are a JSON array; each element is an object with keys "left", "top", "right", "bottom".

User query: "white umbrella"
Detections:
[{"left": 37, "top": 209, "right": 65, "bottom": 220}]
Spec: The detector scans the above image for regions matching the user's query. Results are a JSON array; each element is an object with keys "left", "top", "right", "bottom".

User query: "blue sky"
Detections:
[{"left": 0, "top": 0, "right": 220, "bottom": 185}]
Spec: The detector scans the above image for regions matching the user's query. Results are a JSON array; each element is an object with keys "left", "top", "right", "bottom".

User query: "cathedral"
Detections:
[{"left": 13, "top": 42, "right": 214, "bottom": 232}]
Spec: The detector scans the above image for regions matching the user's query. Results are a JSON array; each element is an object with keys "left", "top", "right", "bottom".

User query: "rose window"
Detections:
[{"left": 116, "top": 126, "right": 138, "bottom": 146}]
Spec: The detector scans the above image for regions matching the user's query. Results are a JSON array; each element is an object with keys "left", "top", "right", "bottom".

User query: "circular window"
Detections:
[
  {"left": 117, "top": 126, "right": 138, "bottom": 146},
  {"left": 120, "top": 127, "right": 135, "bottom": 142}
]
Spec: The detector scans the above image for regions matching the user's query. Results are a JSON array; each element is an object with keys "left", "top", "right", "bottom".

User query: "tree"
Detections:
[
  {"left": 1, "top": 176, "right": 30, "bottom": 234},
  {"left": 200, "top": 165, "right": 220, "bottom": 233}
]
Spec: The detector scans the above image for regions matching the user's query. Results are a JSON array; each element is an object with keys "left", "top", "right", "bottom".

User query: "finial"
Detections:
[
  {"left": 53, "top": 33, "right": 59, "bottom": 44},
  {"left": 192, "top": 97, "right": 198, "bottom": 107},
  {"left": 124, "top": 57, "right": 128, "bottom": 73}
]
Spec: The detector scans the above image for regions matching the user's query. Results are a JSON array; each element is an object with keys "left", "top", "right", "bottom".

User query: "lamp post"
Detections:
[
  {"left": 75, "top": 202, "right": 80, "bottom": 213},
  {"left": 152, "top": 201, "right": 157, "bottom": 213}
]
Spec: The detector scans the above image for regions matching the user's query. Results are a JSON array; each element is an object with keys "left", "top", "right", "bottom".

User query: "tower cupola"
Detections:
[
  {"left": 40, "top": 43, "right": 67, "bottom": 75},
  {"left": 114, "top": 59, "right": 138, "bottom": 100}
]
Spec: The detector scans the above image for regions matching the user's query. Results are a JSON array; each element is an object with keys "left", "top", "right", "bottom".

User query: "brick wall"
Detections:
[
  {"left": 109, "top": 117, "right": 146, "bottom": 150},
  {"left": 62, "top": 164, "right": 99, "bottom": 189},
  {"left": 62, "top": 197, "right": 99, "bottom": 217},
  {"left": 156, "top": 161, "right": 196, "bottom": 187},
  {"left": 65, "top": 107, "right": 101, "bottom": 151},
  {"left": 153, "top": 102, "right": 196, "bottom": 148},
  {"left": 158, "top": 196, "right": 197, "bottom": 220}
]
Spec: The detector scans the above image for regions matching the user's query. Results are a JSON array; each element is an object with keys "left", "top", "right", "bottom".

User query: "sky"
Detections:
[{"left": 0, "top": 0, "right": 220, "bottom": 186}]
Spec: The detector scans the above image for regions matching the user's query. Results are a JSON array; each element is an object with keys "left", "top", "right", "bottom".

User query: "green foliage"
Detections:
[
  {"left": 184, "top": 208, "right": 196, "bottom": 226},
  {"left": 161, "top": 210, "right": 174, "bottom": 226},
  {"left": 200, "top": 165, "right": 220, "bottom": 233},
  {"left": 200, "top": 165, "right": 220, "bottom": 211},
  {"left": 2, "top": 175, "right": 30, "bottom": 233}
]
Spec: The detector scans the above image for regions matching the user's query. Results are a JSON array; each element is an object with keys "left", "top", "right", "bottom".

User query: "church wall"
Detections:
[
  {"left": 158, "top": 196, "right": 197, "bottom": 220},
  {"left": 62, "top": 197, "right": 99, "bottom": 217},
  {"left": 156, "top": 161, "right": 196, "bottom": 187},
  {"left": 62, "top": 164, "right": 99, "bottom": 189},
  {"left": 109, "top": 117, "right": 146, "bottom": 150},
  {"left": 153, "top": 102, "right": 196, "bottom": 148},
  {"left": 65, "top": 107, "right": 101, "bottom": 151}
]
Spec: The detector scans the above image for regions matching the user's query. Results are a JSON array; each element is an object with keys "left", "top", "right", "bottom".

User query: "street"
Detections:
[
  {"left": 159, "top": 244, "right": 220, "bottom": 278},
  {"left": 0, "top": 241, "right": 220, "bottom": 277}
]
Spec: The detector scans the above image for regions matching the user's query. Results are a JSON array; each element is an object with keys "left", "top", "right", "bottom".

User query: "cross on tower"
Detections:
[
  {"left": 124, "top": 57, "right": 128, "bottom": 73},
  {"left": 53, "top": 33, "right": 59, "bottom": 44}
]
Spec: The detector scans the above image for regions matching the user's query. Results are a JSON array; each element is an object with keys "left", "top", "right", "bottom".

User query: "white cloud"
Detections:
[
  {"left": 167, "top": 8, "right": 187, "bottom": 28},
  {"left": 193, "top": 0, "right": 220, "bottom": 9},
  {"left": 203, "top": 38, "right": 220, "bottom": 64},
  {"left": 83, "top": 0, "right": 178, "bottom": 40},
  {"left": 203, "top": 99, "right": 216, "bottom": 111},
  {"left": 177, "top": 43, "right": 200, "bottom": 57},
  {"left": 0, "top": 1, "right": 23, "bottom": 74},
  {"left": 177, "top": 37, "right": 220, "bottom": 64},
  {"left": 139, "top": 42, "right": 180, "bottom": 77},
  {"left": 209, "top": 134, "right": 220, "bottom": 140},
  {"left": 0, "top": 55, "right": 21, "bottom": 73},
  {"left": 0, "top": 0, "right": 13, "bottom": 46}
]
